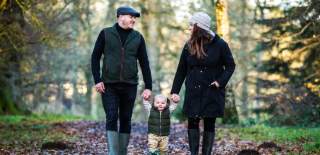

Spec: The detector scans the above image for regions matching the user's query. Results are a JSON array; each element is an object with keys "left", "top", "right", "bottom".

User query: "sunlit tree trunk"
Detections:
[
  {"left": 239, "top": 0, "right": 249, "bottom": 118},
  {"left": 215, "top": 0, "right": 239, "bottom": 124},
  {"left": 139, "top": 0, "right": 161, "bottom": 93},
  {"left": 254, "top": 0, "right": 265, "bottom": 120},
  {"left": 215, "top": 0, "right": 230, "bottom": 43}
]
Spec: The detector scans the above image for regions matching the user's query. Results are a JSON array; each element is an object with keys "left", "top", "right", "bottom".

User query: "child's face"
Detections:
[{"left": 154, "top": 99, "right": 167, "bottom": 111}]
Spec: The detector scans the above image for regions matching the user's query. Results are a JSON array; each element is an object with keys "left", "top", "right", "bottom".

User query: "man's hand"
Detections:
[
  {"left": 171, "top": 93, "right": 180, "bottom": 103},
  {"left": 142, "top": 89, "right": 152, "bottom": 100},
  {"left": 95, "top": 82, "right": 105, "bottom": 93}
]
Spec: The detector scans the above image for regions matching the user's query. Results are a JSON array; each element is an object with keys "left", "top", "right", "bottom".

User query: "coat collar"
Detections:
[
  {"left": 210, "top": 33, "right": 220, "bottom": 44},
  {"left": 110, "top": 23, "right": 137, "bottom": 45}
]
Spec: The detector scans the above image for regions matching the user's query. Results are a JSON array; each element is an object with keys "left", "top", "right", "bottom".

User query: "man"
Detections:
[{"left": 91, "top": 6, "right": 152, "bottom": 155}]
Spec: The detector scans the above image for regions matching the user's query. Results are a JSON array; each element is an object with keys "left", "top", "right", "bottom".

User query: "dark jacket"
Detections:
[
  {"left": 171, "top": 35, "right": 236, "bottom": 118},
  {"left": 148, "top": 106, "right": 171, "bottom": 136},
  {"left": 102, "top": 25, "right": 141, "bottom": 84},
  {"left": 91, "top": 24, "right": 152, "bottom": 89}
]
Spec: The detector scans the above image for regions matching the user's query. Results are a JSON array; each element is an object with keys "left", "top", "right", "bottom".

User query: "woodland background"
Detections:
[{"left": 0, "top": 0, "right": 319, "bottom": 154}]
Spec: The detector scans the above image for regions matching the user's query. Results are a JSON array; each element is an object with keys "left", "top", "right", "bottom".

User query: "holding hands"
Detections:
[
  {"left": 171, "top": 93, "right": 180, "bottom": 103},
  {"left": 95, "top": 82, "right": 105, "bottom": 93},
  {"left": 142, "top": 89, "right": 152, "bottom": 100}
]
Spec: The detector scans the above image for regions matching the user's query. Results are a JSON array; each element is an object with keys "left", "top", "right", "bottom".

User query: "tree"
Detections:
[
  {"left": 0, "top": 0, "right": 35, "bottom": 114},
  {"left": 215, "top": 0, "right": 239, "bottom": 124},
  {"left": 0, "top": 0, "right": 99, "bottom": 115},
  {"left": 255, "top": 0, "right": 320, "bottom": 126}
]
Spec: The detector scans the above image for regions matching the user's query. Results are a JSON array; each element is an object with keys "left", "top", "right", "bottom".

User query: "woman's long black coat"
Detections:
[{"left": 171, "top": 35, "right": 236, "bottom": 118}]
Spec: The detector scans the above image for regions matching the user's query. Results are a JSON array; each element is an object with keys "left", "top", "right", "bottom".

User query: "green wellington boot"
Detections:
[
  {"left": 119, "top": 133, "right": 130, "bottom": 155},
  {"left": 106, "top": 131, "right": 119, "bottom": 155}
]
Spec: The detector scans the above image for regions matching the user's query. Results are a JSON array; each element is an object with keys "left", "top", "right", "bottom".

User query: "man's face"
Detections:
[
  {"left": 154, "top": 99, "right": 167, "bottom": 111},
  {"left": 118, "top": 14, "right": 137, "bottom": 29}
]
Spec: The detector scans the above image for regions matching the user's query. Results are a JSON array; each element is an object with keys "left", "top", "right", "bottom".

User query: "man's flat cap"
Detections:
[{"left": 117, "top": 6, "right": 140, "bottom": 17}]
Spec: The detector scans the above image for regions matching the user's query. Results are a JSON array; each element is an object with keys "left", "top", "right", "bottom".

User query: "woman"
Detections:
[{"left": 170, "top": 12, "right": 235, "bottom": 155}]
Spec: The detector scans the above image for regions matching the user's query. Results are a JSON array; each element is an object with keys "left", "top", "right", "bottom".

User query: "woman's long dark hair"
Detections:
[{"left": 188, "top": 24, "right": 213, "bottom": 59}]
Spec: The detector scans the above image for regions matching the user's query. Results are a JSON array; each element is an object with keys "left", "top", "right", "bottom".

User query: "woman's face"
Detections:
[{"left": 188, "top": 22, "right": 194, "bottom": 32}]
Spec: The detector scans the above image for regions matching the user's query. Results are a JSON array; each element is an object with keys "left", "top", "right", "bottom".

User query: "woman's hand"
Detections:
[
  {"left": 210, "top": 81, "right": 220, "bottom": 88},
  {"left": 171, "top": 93, "right": 180, "bottom": 103}
]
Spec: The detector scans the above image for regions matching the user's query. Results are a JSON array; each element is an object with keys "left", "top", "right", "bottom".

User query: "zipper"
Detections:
[
  {"left": 120, "top": 47, "right": 124, "bottom": 80},
  {"left": 115, "top": 34, "right": 124, "bottom": 81},
  {"left": 105, "top": 61, "right": 108, "bottom": 75},
  {"left": 159, "top": 111, "right": 162, "bottom": 136}
]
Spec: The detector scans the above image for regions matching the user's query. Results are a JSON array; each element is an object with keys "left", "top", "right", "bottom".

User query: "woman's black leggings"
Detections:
[{"left": 188, "top": 117, "right": 216, "bottom": 132}]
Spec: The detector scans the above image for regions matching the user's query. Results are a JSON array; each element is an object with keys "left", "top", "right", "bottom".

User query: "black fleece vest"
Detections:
[{"left": 101, "top": 24, "right": 141, "bottom": 84}]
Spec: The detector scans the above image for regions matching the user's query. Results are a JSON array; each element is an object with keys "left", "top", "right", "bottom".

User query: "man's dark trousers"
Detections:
[{"left": 101, "top": 83, "right": 137, "bottom": 133}]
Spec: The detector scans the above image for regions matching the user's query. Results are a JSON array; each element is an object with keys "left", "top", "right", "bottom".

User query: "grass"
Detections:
[
  {"left": 216, "top": 125, "right": 320, "bottom": 154},
  {"left": 0, "top": 114, "right": 94, "bottom": 151},
  {"left": 0, "top": 114, "right": 95, "bottom": 124},
  {"left": 0, "top": 125, "right": 77, "bottom": 144}
]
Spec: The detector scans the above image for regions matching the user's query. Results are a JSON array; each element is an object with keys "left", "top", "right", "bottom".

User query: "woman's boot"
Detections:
[
  {"left": 188, "top": 129, "right": 200, "bottom": 155},
  {"left": 202, "top": 131, "right": 215, "bottom": 155}
]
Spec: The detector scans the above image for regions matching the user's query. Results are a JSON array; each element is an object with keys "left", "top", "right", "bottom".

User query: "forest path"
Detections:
[{"left": 0, "top": 121, "right": 300, "bottom": 154}]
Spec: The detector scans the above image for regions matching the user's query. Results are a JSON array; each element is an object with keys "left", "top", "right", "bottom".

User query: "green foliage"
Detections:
[
  {"left": 0, "top": 88, "right": 20, "bottom": 114},
  {"left": 222, "top": 86, "right": 239, "bottom": 124},
  {"left": 257, "top": 0, "right": 320, "bottom": 92},
  {"left": 267, "top": 105, "right": 320, "bottom": 127},
  {"left": 0, "top": 114, "right": 94, "bottom": 124},
  {"left": 0, "top": 0, "right": 97, "bottom": 115},
  {"left": 239, "top": 117, "right": 261, "bottom": 127},
  {"left": 303, "top": 142, "right": 320, "bottom": 153},
  {"left": 217, "top": 125, "right": 320, "bottom": 154},
  {"left": 255, "top": 0, "right": 320, "bottom": 126},
  {"left": 228, "top": 125, "right": 319, "bottom": 142},
  {"left": 222, "top": 104, "right": 239, "bottom": 124}
]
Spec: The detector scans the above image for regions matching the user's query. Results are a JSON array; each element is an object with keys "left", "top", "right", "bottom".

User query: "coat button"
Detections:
[{"left": 200, "top": 70, "right": 203, "bottom": 73}]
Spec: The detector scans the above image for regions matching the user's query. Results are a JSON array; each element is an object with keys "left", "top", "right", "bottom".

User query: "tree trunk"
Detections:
[
  {"left": 105, "top": 0, "right": 117, "bottom": 25},
  {"left": 239, "top": 0, "right": 249, "bottom": 118},
  {"left": 139, "top": 0, "right": 161, "bottom": 93},
  {"left": 215, "top": 0, "right": 230, "bottom": 43},
  {"left": 0, "top": 0, "right": 27, "bottom": 114},
  {"left": 215, "top": 0, "right": 239, "bottom": 124}
]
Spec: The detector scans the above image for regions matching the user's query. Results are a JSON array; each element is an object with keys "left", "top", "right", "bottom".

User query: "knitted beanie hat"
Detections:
[{"left": 190, "top": 12, "right": 215, "bottom": 37}]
